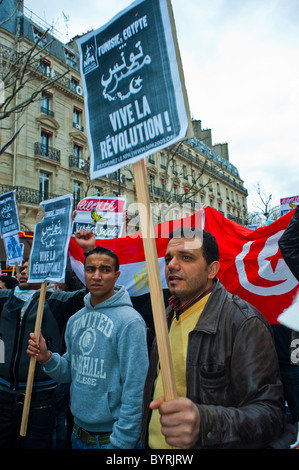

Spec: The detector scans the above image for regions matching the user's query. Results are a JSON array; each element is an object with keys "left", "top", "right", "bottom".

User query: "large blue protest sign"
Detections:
[
  {"left": 0, "top": 191, "right": 23, "bottom": 266},
  {"left": 28, "top": 194, "right": 73, "bottom": 283},
  {"left": 77, "top": 0, "right": 192, "bottom": 179}
]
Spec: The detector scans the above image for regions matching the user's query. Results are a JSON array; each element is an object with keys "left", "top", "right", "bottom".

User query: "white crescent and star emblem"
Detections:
[{"left": 235, "top": 230, "right": 298, "bottom": 296}]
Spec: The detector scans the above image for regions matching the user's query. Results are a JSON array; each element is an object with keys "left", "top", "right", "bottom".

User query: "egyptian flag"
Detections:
[{"left": 68, "top": 207, "right": 298, "bottom": 325}]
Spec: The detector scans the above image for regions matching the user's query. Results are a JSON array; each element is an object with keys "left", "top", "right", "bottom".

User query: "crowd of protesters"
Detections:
[{"left": 0, "top": 207, "right": 298, "bottom": 450}]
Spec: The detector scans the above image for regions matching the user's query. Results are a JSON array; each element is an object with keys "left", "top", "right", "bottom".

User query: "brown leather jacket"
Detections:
[{"left": 141, "top": 280, "right": 285, "bottom": 449}]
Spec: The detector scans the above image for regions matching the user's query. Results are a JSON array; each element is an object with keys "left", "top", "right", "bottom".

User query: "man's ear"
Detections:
[
  {"left": 114, "top": 270, "right": 121, "bottom": 282},
  {"left": 208, "top": 261, "right": 220, "bottom": 279}
]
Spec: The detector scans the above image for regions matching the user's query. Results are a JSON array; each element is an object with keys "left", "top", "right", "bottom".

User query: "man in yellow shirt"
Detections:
[{"left": 141, "top": 227, "right": 284, "bottom": 449}]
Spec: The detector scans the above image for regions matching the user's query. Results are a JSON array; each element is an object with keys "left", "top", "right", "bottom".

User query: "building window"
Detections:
[
  {"left": 149, "top": 174, "right": 154, "bottom": 192},
  {"left": 173, "top": 184, "right": 178, "bottom": 200},
  {"left": 41, "top": 92, "right": 53, "bottom": 116},
  {"left": 33, "top": 27, "right": 47, "bottom": 46},
  {"left": 192, "top": 169, "right": 196, "bottom": 184},
  {"left": 40, "top": 129, "right": 52, "bottom": 156},
  {"left": 73, "top": 180, "right": 82, "bottom": 205},
  {"left": 64, "top": 49, "right": 77, "bottom": 67},
  {"left": 71, "top": 76, "right": 79, "bottom": 93},
  {"left": 39, "top": 58, "right": 51, "bottom": 76},
  {"left": 39, "top": 171, "right": 50, "bottom": 201},
  {"left": 73, "top": 143, "right": 83, "bottom": 165},
  {"left": 94, "top": 187, "right": 102, "bottom": 197},
  {"left": 73, "top": 107, "right": 83, "bottom": 131}
]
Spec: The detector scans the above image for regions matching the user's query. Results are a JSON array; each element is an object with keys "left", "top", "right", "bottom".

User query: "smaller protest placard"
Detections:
[
  {"left": 0, "top": 191, "right": 23, "bottom": 266},
  {"left": 280, "top": 195, "right": 299, "bottom": 216},
  {"left": 73, "top": 196, "right": 127, "bottom": 239},
  {"left": 28, "top": 194, "right": 73, "bottom": 283}
]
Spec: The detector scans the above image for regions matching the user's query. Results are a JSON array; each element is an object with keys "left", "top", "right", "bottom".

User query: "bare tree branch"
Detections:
[{"left": 0, "top": 22, "right": 69, "bottom": 124}]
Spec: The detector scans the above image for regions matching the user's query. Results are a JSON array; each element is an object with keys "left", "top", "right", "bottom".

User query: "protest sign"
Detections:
[
  {"left": 76, "top": 0, "right": 192, "bottom": 179},
  {"left": 76, "top": 0, "right": 193, "bottom": 405},
  {"left": 20, "top": 194, "right": 73, "bottom": 436},
  {"left": 28, "top": 194, "right": 73, "bottom": 283},
  {"left": 0, "top": 191, "right": 23, "bottom": 266},
  {"left": 280, "top": 195, "right": 299, "bottom": 216},
  {"left": 73, "top": 196, "right": 127, "bottom": 239}
]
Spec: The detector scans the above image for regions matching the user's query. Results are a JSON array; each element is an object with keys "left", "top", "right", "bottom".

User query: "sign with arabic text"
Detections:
[
  {"left": 29, "top": 194, "right": 73, "bottom": 283},
  {"left": 0, "top": 191, "right": 23, "bottom": 266},
  {"left": 0, "top": 191, "right": 21, "bottom": 236},
  {"left": 76, "top": 0, "right": 192, "bottom": 179}
]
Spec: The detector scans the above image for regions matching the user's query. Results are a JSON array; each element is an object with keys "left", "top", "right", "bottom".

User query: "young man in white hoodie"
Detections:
[{"left": 27, "top": 244, "right": 149, "bottom": 449}]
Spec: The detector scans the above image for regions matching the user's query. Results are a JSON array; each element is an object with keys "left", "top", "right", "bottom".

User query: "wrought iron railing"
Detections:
[
  {"left": 0, "top": 184, "right": 60, "bottom": 204},
  {"left": 34, "top": 142, "right": 61, "bottom": 162},
  {"left": 69, "top": 155, "right": 89, "bottom": 172}
]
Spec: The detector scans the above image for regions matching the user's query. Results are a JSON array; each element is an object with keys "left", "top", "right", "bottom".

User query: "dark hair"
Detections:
[
  {"left": 84, "top": 246, "right": 120, "bottom": 272},
  {"left": 168, "top": 227, "right": 219, "bottom": 265},
  {"left": 0, "top": 275, "right": 19, "bottom": 289}
]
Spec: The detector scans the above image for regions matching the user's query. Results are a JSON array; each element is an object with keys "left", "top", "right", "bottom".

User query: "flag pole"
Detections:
[
  {"left": 20, "top": 280, "right": 48, "bottom": 436},
  {"left": 133, "top": 160, "right": 177, "bottom": 401}
]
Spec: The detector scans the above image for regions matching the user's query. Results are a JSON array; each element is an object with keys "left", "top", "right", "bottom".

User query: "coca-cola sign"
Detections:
[
  {"left": 76, "top": 198, "right": 98, "bottom": 212},
  {"left": 73, "top": 196, "right": 127, "bottom": 239},
  {"left": 77, "top": 197, "right": 126, "bottom": 213}
]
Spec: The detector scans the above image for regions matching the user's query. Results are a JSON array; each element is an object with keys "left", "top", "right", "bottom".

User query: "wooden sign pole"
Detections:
[
  {"left": 133, "top": 160, "right": 177, "bottom": 401},
  {"left": 20, "top": 280, "right": 48, "bottom": 436}
]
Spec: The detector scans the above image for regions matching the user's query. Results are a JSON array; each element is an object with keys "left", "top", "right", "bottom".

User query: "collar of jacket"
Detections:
[
  {"left": 166, "top": 279, "right": 227, "bottom": 335},
  {"left": 6, "top": 287, "right": 51, "bottom": 312}
]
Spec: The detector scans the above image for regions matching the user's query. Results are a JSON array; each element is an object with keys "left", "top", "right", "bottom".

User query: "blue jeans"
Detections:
[
  {"left": 72, "top": 424, "right": 111, "bottom": 449},
  {"left": 52, "top": 383, "right": 70, "bottom": 449},
  {"left": 0, "top": 389, "right": 56, "bottom": 449},
  {"left": 72, "top": 435, "right": 110, "bottom": 449},
  {"left": 71, "top": 425, "right": 142, "bottom": 449}
]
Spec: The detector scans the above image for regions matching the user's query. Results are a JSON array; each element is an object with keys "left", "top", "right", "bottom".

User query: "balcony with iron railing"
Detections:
[
  {"left": 41, "top": 106, "right": 54, "bottom": 117},
  {"left": 69, "top": 155, "right": 89, "bottom": 172},
  {"left": 0, "top": 184, "right": 60, "bottom": 205},
  {"left": 72, "top": 122, "right": 84, "bottom": 132},
  {"left": 34, "top": 142, "right": 61, "bottom": 163}
]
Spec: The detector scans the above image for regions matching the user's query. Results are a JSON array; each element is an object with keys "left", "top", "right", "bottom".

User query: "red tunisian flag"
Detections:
[
  {"left": 68, "top": 207, "right": 298, "bottom": 324},
  {"left": 203, "top": 206, "right": 299, "bottom": 324}
]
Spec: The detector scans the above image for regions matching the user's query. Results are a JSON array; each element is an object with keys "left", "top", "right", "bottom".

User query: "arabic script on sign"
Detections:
[{"left": 101, "top": 41, "right": 151, "bottom": 102}]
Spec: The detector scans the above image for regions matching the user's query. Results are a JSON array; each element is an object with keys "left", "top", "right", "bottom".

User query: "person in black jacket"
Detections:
[
  {"left": 141, "top": 227, "right": 284, "bottom": 449},
  {"left": 0, "top": 230, "right": 95, "bottom": 449},
  {"left": 273, "top": 206, "right": 299, "bottom": 424}
]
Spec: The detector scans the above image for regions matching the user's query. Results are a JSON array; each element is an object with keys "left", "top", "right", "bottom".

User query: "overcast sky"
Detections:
[{"left": 24, "top": 0, "right": 299, "bottom": 213}]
